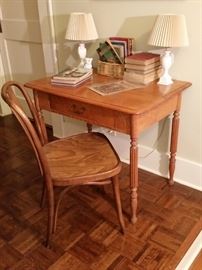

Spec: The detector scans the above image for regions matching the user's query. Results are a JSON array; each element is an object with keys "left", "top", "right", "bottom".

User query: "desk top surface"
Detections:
[{"left": 25, "top": 73, "right": 191, "bottom": 115}]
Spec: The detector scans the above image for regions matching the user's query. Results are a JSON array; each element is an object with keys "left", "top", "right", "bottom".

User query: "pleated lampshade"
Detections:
[
  {"left": 148, "top": 14, "right": 189, "bottom": 48},
  {"left": 65, "top": 12, "right": 98, "bottom": 42}
]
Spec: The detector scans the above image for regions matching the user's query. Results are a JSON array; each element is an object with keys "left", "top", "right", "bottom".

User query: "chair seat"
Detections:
[{"left": 44, "top": 132, "right": 121, "bottom": 186}]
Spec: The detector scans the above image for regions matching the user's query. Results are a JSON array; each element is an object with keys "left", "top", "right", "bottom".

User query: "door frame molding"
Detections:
[
  {"left": 37, "top": 0, "right": 65, "bottom": 137},
  {"left": 0, "top": 6, "right": 11, "bottom": 115},
  {"left": 37, "top": 0, "right": 58, "bottom": 75}
]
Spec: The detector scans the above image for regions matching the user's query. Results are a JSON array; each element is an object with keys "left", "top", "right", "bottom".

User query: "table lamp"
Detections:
[
  {"left": 65, "top": 12, "right": 98, "bottom": 69},
  {"left": 148, "top": 14, "right": 189, "bottom": 85}
]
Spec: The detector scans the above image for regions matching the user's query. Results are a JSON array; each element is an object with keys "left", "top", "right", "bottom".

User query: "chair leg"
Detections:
[
  {"left": 40, "top": 181, "right": 46, "bottom": 208},
  {"left": 111, "top": 175, "right": 125, "bottom": 234},
  {"left": 45, "top": 188, "right": 55, "bottom": 248},
  {"left": 52, "top": 187, "right": 71, "bottom": 234},
  {"left": 53, "top": 198, "right": 60, "bottom": 234}
]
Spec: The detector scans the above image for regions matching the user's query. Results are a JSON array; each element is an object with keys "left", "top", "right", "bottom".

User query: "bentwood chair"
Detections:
[{"left": 1, "top": 81, "right": 125, "bottom": 247}]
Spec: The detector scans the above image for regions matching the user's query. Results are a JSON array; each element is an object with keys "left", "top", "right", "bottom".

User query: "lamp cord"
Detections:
[{"left": 139, "top": 118, "right": 168, "bottom": 159}]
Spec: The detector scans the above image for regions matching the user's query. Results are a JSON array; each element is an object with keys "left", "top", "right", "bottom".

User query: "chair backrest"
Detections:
[{"left": 1, "top": 81, "right": 50, "bottom": 179}]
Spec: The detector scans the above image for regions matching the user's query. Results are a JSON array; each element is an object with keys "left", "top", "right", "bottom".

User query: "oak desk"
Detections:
[{"left": 25, "top": 74, "right": 191, "bottom": 223}]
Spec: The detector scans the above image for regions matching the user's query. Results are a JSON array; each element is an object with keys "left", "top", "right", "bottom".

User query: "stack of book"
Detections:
[
  {"left": 51, "top": 69, "right": 93, "bottom": 87},
  {"left": 123, "top": 52, "right": 162, "bottom": 85}
]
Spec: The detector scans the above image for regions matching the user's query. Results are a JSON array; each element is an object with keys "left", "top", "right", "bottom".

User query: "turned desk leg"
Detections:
[
  {"left": 169, "top": 110, "right": 180, "bottom": 185},
  {"left": 130, "top": 136, "right": 138, "bottom": 224}
]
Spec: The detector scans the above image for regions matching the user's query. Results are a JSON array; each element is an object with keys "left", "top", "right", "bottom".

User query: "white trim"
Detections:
[
  {"left": 37, "top": 0, "right": 65, "bottom": 137},
  {"left": 37, "top": 0, "right": 58, "bottom": 75},
  {"left": 0, "top": 6, "right": 11, "bottom": 116},
  {"left": 97, "top": 128, "right": 202, "bottom": 191},
  {"left": 176, "top": 231, "right": 202, "bottom": 270},
  {"left": 122, "top": 146, "right": 202, "bottom": 191},
  {"left": 0, "top": 6, "right": 12, "bottom": 81}
]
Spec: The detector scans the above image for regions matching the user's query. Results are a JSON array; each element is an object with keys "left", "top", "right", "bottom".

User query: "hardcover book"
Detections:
[
  {"left": 124, "top": 69, "right": 161, "bottom": 85},
  {"left": 125, "top": 52, "right": 160, "bottom": 65},
  {"left": 109, "top": 36, "right": 134, "bottom": 56},
  {"left": 111, "top": 41, "right": 126, "bottom": 60},
  {"left": 125, "top": 63, "right": 161, "bottom": 74}
]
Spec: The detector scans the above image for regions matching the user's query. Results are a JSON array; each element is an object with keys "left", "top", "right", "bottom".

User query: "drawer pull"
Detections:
[{"left": 70, "top": 104, "right": 86, "bottom": 115}]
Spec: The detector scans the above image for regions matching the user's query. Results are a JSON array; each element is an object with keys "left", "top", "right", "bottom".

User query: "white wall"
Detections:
[{"left": 51, "top": 0, "right": 202, "bottom": 190}]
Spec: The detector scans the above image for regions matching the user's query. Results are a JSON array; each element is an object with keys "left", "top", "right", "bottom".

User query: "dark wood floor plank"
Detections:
[
  {"left": 0, "top": 244, "right": 23, "bottom": 270},
  {"left": 0, "top": 114, "right": 201, "bottom": 270},
  {"left": 48, "top": 252, "right": 90, "bottom": 270}
]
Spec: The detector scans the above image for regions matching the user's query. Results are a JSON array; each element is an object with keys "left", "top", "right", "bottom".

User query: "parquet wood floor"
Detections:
[{"left": 0, "top": 115, "right": 201, "bottom": 270}]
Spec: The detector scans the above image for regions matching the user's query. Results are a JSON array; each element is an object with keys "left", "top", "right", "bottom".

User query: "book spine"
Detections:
[
  {"left": 109, "top": 37, "right": 134, "bottom": 56},
  {"left": 128, "top": 38, "right": 134, "bottom": 55}
]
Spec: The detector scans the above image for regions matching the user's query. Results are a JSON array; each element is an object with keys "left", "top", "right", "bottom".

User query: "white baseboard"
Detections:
[
  {"left": 122, "top": 146, "right": 202, "bottom": 191},
  {"left": 176, "top": 231, "right": 202, "bottom": 270},
  {"left": 98, "top": 129, "right": 202, "bottom": 191}
]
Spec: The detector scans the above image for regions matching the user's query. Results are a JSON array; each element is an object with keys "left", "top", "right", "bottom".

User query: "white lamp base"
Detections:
[
  {"left": 158, "top": 74, "right": 173, "bottom": 85},
  {"left": 158, "top": 50, "right": 174, "bottom": 85},
  {"left": 78, "top": 43, "right": 86, "bottom": 68}
]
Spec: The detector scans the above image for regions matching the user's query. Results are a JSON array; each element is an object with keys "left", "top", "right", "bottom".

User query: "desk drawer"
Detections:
[{"left": 49, "top": 96, "right": 130, "bottom": 134}]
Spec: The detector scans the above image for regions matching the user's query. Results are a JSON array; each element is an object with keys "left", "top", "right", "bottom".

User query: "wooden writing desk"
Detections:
[{"left": 25, "top": 74, "right": 191, "bottom": 223}]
